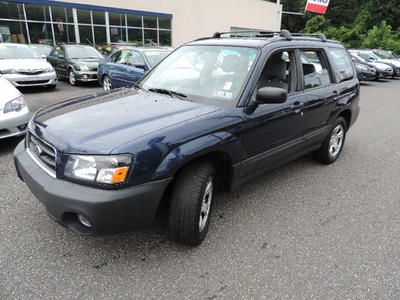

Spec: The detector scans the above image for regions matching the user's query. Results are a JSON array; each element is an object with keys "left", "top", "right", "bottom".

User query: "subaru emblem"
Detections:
[{"left": 34, "top": 145, "right": 42, "bottom": 156}]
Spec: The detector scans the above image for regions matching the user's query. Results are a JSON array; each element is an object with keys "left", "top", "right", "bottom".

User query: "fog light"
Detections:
[
  {"left": 82, "top": 74, "right": 88, "bottom": 80},
  {"left": 78, "top": 214, "right": 92, "bottom": 228}
]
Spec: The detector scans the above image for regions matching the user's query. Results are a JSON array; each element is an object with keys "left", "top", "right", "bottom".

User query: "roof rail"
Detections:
[
  {"left": 291, "top": 33, "right": 328, "bottom": 42},
  {"left": 212, "top": 29, "right": 293, "bottom": 40}
]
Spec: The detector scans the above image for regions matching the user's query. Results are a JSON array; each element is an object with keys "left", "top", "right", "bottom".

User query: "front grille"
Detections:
[
  {"left": 18, "top": 70, "right": 44, "bottom": 75},
  {"left": 16, "top": 80, "right": 49, "bottom": 85},
  {"left": 27, "top": 132, "right": 57, "bottom": 175}
]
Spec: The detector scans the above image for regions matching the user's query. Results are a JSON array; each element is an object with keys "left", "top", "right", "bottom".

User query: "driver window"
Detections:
[
  {"left": 256, "top": 51, "right": 296, "bottom": 93},
  {"left": 114, "top": 50, "right": 130, "bottom": 64}
]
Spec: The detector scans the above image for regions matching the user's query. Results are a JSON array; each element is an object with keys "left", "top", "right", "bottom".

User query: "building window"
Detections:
[
  {"left": 159, "top": 18, "right": 171, "bottom": 30},
  {"left": 51, "top": 7, "right": 73, "bottom": 24},
  {"left": 110, "top": 26, "right": 126, "bottom": 43},
  {"left": 25, "top": 4, "right": 50, "bottom": 22},
  {"left": 92, "top": 10, "right": 105, "bottom": 25},
  {"left": 159, "top": 30, "right": 171, "bottom": 46},
  {"left": 53, "top": 23, "right": 75, "bottom": 44},
  {"left": 0, "top": 2, "right": 24, "bottom": 20},
  {"left": 143, "top": 16, "right": 157, "bottom": 29},
  {"left": 0, "top": 2, "right": 172, "bottom": 47},
  {"left": 79, "top": 25, "right": 93, "bottom": 45},
  {"left": 93, "top": 26, "right": 106, "bottom": 45},
  {"left": 127, "top": 14, "right": 142, "bottom": 27},
  {"left": 0, "top": 20, "right": 27, "bottom": 43},
  {"left": 28, "top": 22, "right": 52, "bottom": 44},
  {"left": 109, "top": 12, "right": 125, "bottom": 27}
]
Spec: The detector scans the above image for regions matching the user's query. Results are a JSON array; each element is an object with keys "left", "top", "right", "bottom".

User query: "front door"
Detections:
[{"left": 241, "top": 49, "right": 306, "bottom": 178}]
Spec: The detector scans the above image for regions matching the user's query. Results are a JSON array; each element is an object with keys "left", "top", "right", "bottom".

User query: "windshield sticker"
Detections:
[
  {"left": 223, "top": 81, "right": 233, "bottom": 90},
  {"left": 213, "top": 91, "right": 233, "bottom": 99},
  {"left": 121, "top": 49, "right": 130, "bottom": 54}
]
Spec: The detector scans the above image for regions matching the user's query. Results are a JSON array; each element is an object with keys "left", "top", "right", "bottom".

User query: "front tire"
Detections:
[
  {"left": 168, "top": 161, "right": 215, "bottom": 246},
  {"left": 102, "top": 75, "right": 113, "bottom": 91},
  {"left": 314, "top": 117, "right": 347, "bottom": 164},
  {"left": 68, "top": 69, "right": 77, "bottom": 86}
]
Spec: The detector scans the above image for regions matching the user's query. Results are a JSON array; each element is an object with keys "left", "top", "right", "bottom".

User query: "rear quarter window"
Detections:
[{"left": 327, "top": 48, "right": 354, "bottom": 82}]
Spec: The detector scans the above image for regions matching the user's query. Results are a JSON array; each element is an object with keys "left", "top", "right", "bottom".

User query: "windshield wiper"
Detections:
[{"left": 148, "top": 88, "right": 187, "bottom": 100}]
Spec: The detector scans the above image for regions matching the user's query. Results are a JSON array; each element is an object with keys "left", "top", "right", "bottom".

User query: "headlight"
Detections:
[
  {"left": 1, "top": 69, "right": 17, "bottom": 74},
  {"left": 64, "top": 154, "right": 132, "bottom": 185},
  {"left": 79, "top": 65, "right": 89, "bottom": 71},
  {"left": 44, "top": 67, "right": 55, "bottom": 73},
  {"left": 3, "top": 95, "right": 27, "bottom": 114}
]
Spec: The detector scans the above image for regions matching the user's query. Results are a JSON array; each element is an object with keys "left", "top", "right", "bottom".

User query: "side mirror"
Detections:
[{"left": 255, "top": 87, "right": 287, "bottom": 104}]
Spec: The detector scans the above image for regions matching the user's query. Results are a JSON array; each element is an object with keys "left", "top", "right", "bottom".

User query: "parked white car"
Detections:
[
  {"left": 0, "top": 43, "right": 57, "bottom": 88},
  {"left": 0, "top": 76, "right": 31, "bottom": 139}
]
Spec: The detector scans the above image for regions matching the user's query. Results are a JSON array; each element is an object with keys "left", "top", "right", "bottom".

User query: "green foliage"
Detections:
[
  {"left": 276, "top": 0, "right": 400, "bottom": 53},
  {"left": 362, "top": 21, "right": 400, "bottom": 53}
]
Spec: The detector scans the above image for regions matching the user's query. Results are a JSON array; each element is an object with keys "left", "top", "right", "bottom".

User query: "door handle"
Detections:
[{"left": 291, "top": 101, "right": 304, "bottom": 114}]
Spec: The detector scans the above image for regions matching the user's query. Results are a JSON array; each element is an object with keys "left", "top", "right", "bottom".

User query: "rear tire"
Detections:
[
  {"left": 168, "top": 161, "right": 215, "bottom": 246},
  {"left": 314, "top": 117, "right": 347, "bottom": 164}
]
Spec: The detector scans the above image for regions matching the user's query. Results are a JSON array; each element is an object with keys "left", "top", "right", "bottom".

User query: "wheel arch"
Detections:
[
  {"left": 337, "top": 109, "right": 352, "bottom": 130},
  {"left": 153, "top": 132, "right": 240, "bottom": 193}
]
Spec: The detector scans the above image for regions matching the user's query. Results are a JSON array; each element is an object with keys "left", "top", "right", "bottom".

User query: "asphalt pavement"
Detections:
[{"left": 1, "top": 79, "right": 400, "bottom": 299}]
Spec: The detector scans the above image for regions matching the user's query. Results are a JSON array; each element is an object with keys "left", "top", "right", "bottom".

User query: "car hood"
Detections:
[
  {"left": 32, "top": 89, "right": 222, "bottom": 154},
  {"left": 71, "top": 58, "right": 102, "bottom": 68},
  {"left": 378, "top": 59, "right": 400, "bottom": 67},
  {"left": 369, "top": 61, "right": 392, "bottom": 70},
  {"left": 0, "top": 76, "right": 22, "bottom": 109},
  {"left": 0, "top": 59, "right": 52, "bottom": 71}
]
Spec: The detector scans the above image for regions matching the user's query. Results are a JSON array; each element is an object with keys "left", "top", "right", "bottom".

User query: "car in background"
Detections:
[
  {"left": 0, "top": 76, "right": 31, "bottom": 140},
  {"left": 0, "top": 43, "right": 57, "bottom": 88},
  {"left": 29, "top": 44, "right": 53, "bottom": 59},
  {"left": 354, "top": 61, "right": 376, "bottom": 81},
  {"left": 96, "top": 43, "right": 138, "bottom": 57},
  {"left": 349, "top": 51, "right": 393, "bottom": 80},
  {"left": 98, "top": 47, "right": 171, "bottom": 91},
  {"left": 47, "top": 44, "right": 104, "bottom": 86},
  {"left": 352, "top": 49, "right": 400, "bottom": 78},
  {"left": 372, "top": 49, "right": 400, "bottom": 61}
]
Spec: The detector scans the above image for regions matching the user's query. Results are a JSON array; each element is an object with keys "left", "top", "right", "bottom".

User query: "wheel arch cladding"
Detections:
[
  {"left": 152, "top": 132, "right": 239, "bottom": 191},
  {"left": 338, "top": 109, "right": 351, "bottom": 130}
]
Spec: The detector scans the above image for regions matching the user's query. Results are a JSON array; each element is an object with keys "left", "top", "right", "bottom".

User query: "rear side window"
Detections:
[
  {"left": 327, "top": 48, "right": 354, "bottom": 82},
  {"left": 300, "top": 50, "right": 332, "bottom": 90}
]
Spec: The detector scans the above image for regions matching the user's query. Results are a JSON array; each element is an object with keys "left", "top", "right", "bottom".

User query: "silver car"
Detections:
[
  {"left": 0, "top": 76, "right": 31, "bottom": 139},
  {"left": 0, "top": 43, "right": 57, "bottom": 88}
]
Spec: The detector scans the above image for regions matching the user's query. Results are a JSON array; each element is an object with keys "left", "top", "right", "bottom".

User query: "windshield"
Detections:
[
  {"left": 143, "top": 50, "right": 170, "bottom": 67},
  {"left": 375, "top": 50, "right": 395, "bottom": 59},
  {"left": 0, "top": 44, "right": 40, "bottom": 59},
  {"left": 359, "top": 52, "right": 379, "bottom": 61},
  {"left": 30, "top": 44, "right": 52, "bottom": 56},
  {"left": 140, "top": 45, "right": 259, "bottom": 107},
  {"left": 66, "top": 46, "right": 103, "bottom": 59}
]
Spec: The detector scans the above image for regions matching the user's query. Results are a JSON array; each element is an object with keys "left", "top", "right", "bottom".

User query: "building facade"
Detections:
[{"left": 0, "top": 0, "right": 280, "bottom": 47}]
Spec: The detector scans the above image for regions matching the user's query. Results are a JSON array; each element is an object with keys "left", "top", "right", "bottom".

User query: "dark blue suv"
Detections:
[{"left": 14, "top": 31, "right": 360, "bottom": 246}]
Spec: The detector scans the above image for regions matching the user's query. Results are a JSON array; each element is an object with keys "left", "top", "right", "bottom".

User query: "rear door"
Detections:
[{"left": 298, "top": 49, "right": 337, "bottom": 145}]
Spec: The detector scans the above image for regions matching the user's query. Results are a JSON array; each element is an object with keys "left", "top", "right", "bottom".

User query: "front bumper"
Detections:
[
  {"left": 76, "top": 71, "right": 98, "bottom": 82},
  {"left": 0, "top": 107, "right": 31, "bottom": 139},
  {"left": 14, "top": 141, "right": 172, "bottom": 235},
  {"left": 3, "top": 72, "right": 58, "bottom": 87},
  {"left": 358, "top": 71, "right": 376, "bottom": 81}
]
